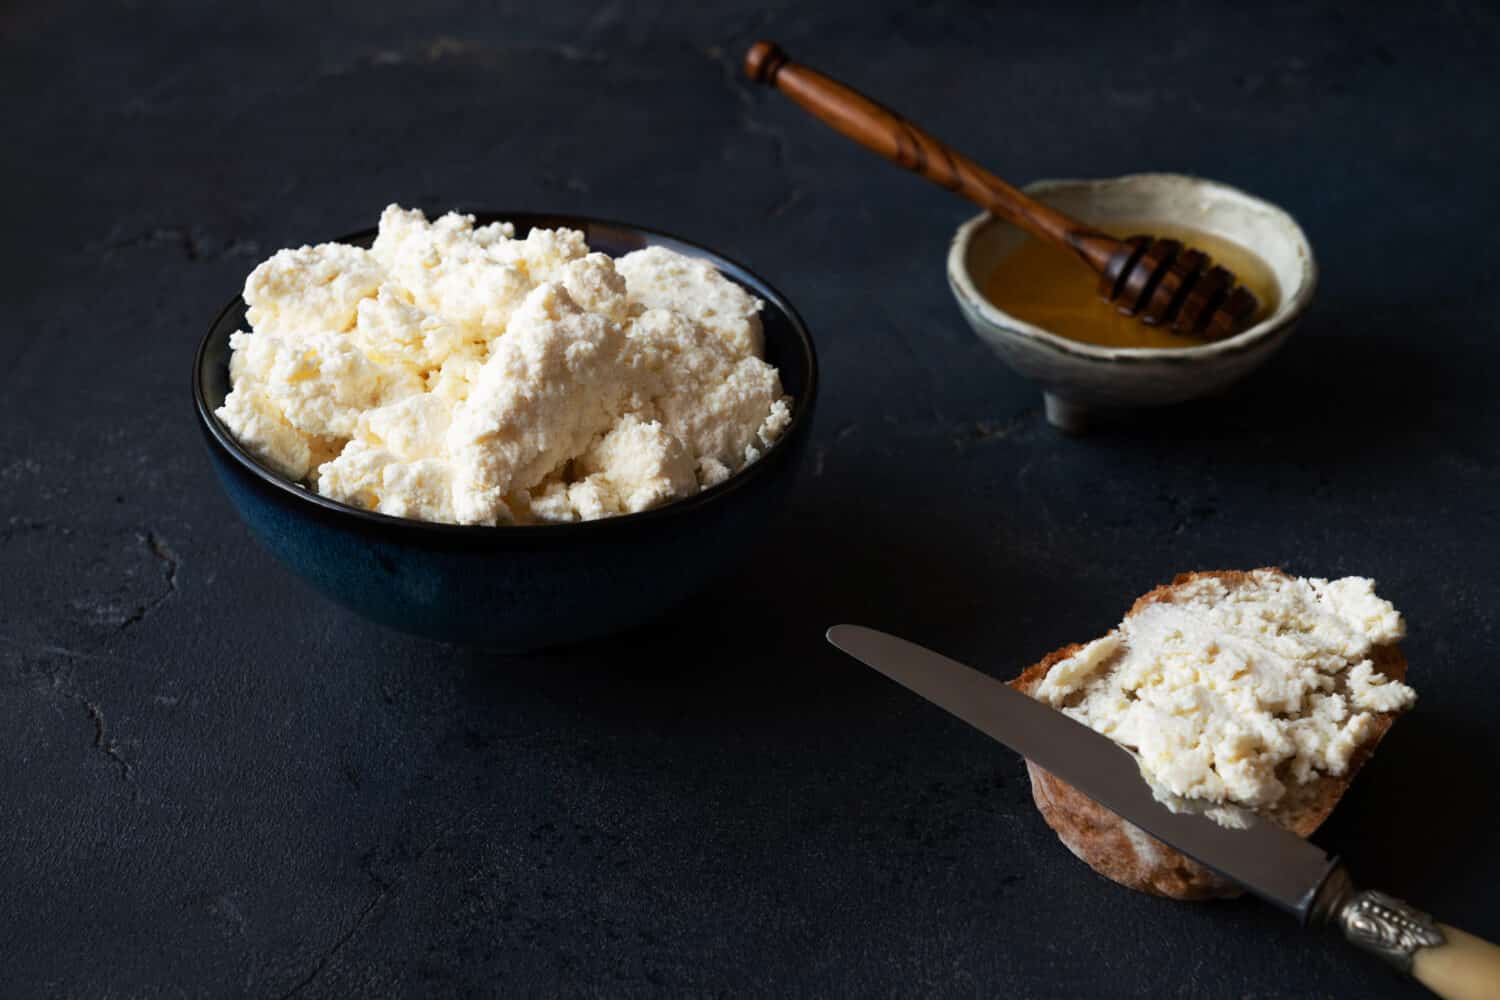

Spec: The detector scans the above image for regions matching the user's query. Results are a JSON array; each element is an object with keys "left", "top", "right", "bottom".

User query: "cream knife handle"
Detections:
[
  {"left": 1335, "top": 889, "right": 1500, "bottom": 999},
  {"left": 1412, "top": 925, "right": 1500, "bottom": 1000}
]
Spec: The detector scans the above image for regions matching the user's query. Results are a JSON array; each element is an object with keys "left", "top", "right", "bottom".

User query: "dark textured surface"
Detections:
[{"left": 3, "top": 1, "right": 1497, "bottom": 996}]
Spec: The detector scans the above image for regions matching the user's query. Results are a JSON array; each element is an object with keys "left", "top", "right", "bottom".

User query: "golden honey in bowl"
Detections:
[{"left": 981, "top": 223, "right": 1280, "bottom": 349}]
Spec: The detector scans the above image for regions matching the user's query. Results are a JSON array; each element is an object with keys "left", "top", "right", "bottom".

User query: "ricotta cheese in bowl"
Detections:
[
  {"left": 195, "top": 211, "right": 815, "bottom": 647},
  {"left": 217, "top": 205, "right": 793, "bottom": 526}
]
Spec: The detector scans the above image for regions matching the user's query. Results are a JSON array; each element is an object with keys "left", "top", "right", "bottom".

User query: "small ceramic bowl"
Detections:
[
  {"left": 948, "top": 173, "right": 1316, "bottom": 431},
  {"left": 193, "top": 214, "right": 818, "bottom": 650}
]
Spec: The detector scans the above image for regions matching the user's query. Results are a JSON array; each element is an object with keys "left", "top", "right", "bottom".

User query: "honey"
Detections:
[{"left": 981, "top": 223, "right": 1280, "bottom": 349}]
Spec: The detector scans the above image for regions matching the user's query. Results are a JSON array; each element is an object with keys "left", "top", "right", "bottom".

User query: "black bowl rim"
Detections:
[{"left": 192, "top": 211, "right": 819, "bottom": 541}]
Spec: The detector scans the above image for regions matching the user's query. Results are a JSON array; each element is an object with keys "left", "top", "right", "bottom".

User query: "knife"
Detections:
[{"left": 827, "top": 624, "right": 1500, "bottom": 1000}]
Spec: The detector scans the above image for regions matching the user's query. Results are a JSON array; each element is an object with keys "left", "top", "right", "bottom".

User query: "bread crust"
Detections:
[{"left": 1009, "top": 569, "right": 1410, "bottom": 900}]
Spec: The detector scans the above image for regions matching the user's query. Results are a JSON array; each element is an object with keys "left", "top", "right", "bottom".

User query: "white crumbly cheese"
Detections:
[
  {"left": 370, "top": 205, "right": 534, "bottom": 336},
  {"left": 218, "top": 205, "right": 793, "bottom": 524},
  {"left": 445, "top": 282, "right": 634, "bottom": 524},
  {"left": 623, "top": 308, "right": 786, "bottom": 470},
  {"left": 616, "top": 245, "right": 765, "bottom": 357},
  {"left": 319, "top": 439, "right": 461, "bottom": 523},
  {"left": 426, "top": 342, "right": 487, "bottom": 405},
  {"left": 524, "top": 415, "right": 697, "bottom": 524},
  {"left": 490, "top": 225, "right": 592, "bottom": 284},
  {"left": 1033, "top": 572, "right": 1415, "bottom": 825},
  {"left": 217, "top": 383, "right": 314, "bottom": 481},
  {"left": 244, "top": 243, "right": 386, "bottom": 337},
  {"left": 227, "top": 328, "right": 422, "bottom": 439},
  {"left": 577, "top": 414, "right": 697, "bottom": 515},
  {"left": 318, "top": 392, "right": 458, "bottom": 519},
  {"left": 561, "top": 253, "right": 631, "bottom": 323},
  {"left": 352, "top": 285, "right": 471, "bottom": 373}
]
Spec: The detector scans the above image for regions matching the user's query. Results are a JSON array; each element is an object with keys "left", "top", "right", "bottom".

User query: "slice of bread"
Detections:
[{"left": 1009, "top": 569, "right": 1411, "bottom": 900}]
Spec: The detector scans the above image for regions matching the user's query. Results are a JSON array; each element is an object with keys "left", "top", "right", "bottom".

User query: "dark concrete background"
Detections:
[{"left": 3, "top": 1, "right": 1497, "bottom": 996}]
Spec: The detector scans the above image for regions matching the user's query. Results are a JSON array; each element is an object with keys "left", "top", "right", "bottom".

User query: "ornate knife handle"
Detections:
[
  {"left": 1338, "top": 889, "right": 1447, "bottom": 973},
  {"left": 1314, "top": 867, "right": 1500, "bottom": 999}
]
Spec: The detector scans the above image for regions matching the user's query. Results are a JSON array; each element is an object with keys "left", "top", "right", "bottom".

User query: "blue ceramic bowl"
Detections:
[{"left": 193, "top": 214, "right": 818, "bottom": 649}]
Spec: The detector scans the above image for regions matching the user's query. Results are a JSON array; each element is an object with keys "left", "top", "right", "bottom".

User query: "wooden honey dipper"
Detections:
[{"left": 745, "top": 42, "right": 1259, "bottom": 341}]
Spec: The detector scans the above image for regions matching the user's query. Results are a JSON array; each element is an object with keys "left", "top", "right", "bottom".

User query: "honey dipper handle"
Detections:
[{"left": 744, "top": 41, "right": 1118, "bottom": 271}]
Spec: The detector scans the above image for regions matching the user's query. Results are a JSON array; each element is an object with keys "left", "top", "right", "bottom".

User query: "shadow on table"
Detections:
[
  {"left": 446, "top": 491, "right": 1068, "bottom": 724},
  {"left": 1315, "top": 708, "right": 1494, "bottom": 905},
  {"left": 1091, "top": 311, "right": 1454, "bottom": 465}
]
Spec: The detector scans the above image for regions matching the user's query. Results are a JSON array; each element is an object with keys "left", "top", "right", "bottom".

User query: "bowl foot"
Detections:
[{"left": 1043, "top": 393, "right": 1093, "bottom": 434}]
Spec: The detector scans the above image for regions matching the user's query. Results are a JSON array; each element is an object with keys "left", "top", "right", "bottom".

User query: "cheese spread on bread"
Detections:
[
  {"left": 1033, "top": 571, "right": 1415, "bottom": 826},
  {"left": 217, "top": 205, "right": 791, "bottom": 524}
]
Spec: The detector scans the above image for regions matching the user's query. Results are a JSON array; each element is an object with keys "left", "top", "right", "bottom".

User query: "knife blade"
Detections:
[{"left": 825, "top": 623, "right": 1339, "bottom": 921}]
